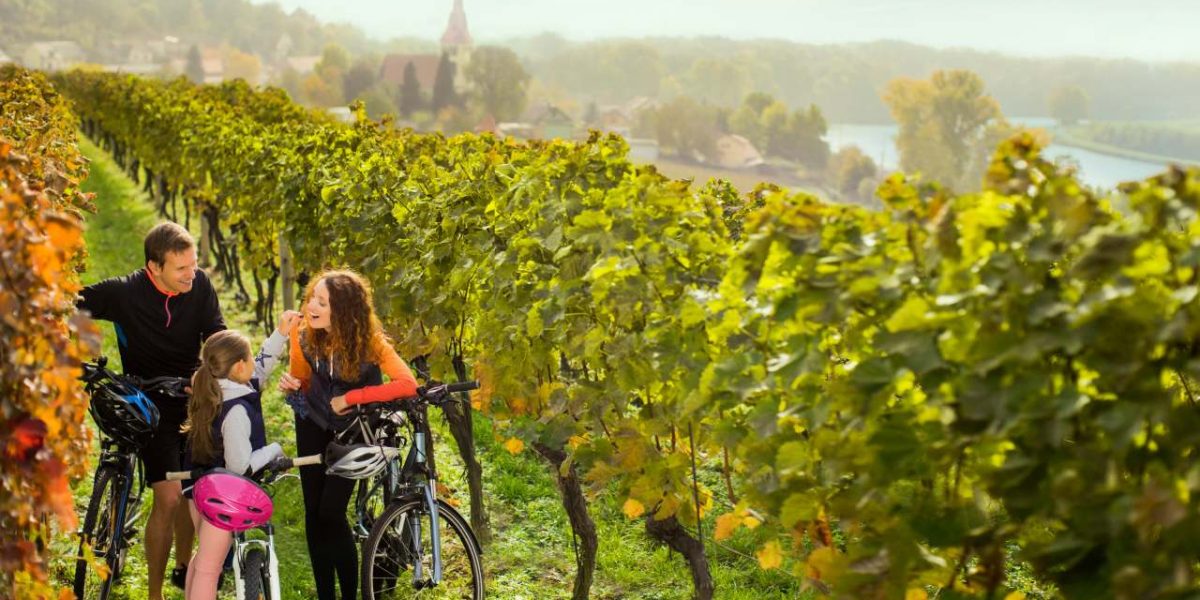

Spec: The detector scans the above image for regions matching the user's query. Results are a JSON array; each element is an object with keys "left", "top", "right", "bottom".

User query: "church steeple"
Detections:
[{"left": 440, "top": 0, "right": 472, "bottom": 49}]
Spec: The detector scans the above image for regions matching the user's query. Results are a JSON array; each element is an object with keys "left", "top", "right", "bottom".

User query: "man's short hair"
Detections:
[{"left": 144, "top": 222, "right": 194, "bottom": 267}]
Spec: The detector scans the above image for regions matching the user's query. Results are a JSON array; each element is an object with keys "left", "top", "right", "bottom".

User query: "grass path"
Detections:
[{"left": 53, "top": 137, "right": 804, "bottom": 599}]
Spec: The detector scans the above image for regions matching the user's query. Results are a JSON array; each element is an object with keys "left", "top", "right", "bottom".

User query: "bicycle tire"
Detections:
[
  {"left": 355, "top": 462, "right": 399, "bottom": 542},
  {"left": 73, "top": 465, "right": 124, "bottom": 600},
  {"left": 361, "top": 498, "right": 484, "bottom": 600},
  {"left": 242, "top": 547, "right": 269, "bottom": 600}
]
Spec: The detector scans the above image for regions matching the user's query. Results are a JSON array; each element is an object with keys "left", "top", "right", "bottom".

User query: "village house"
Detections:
[
  {"left": 710, "top": 134, "right": 765, "bottom": 170},
  {"left": 21, "top": 41, "right": 87, "bottom": 71}
]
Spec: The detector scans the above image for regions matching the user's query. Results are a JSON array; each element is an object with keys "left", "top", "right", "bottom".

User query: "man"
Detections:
[{"left": 78, "top": 222, "right": 225, "bottom": 600}]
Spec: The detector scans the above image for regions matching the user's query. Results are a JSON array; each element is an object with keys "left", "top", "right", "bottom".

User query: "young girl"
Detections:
[
  {"left": 181, "top": 312, "right": 298, "bottom": 600},
  {"left": 277, "top": 269, "right": 418, "bottom": 600}
]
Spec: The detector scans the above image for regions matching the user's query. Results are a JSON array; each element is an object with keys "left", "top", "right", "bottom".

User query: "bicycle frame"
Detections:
[{"left": 357, "top": 398, "right": 451, "bottom": 586}]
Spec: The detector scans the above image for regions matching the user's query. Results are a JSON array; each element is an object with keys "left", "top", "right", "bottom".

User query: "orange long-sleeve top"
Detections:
[{"left": 288, "top": 328, "right": 418, "bottom": 405}]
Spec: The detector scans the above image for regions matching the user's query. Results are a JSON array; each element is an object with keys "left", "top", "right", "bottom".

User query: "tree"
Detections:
[
  {"left": 788, "top": 104, "right": 830, "bottom": 169},
  {"left": 645, "top": 97, "right": 719, "bottom": 161},
  {"left": 760, "top": 101, "right": 792, "bottom": 159},
  {"left": 464, "top": 46, "right": 531, "bottom": 122},
  {"left": 729, "top": 92, "right": 775, "bottom": 150},
  {"left": 343, "top": 57, "right": 379, "bottom": 102},
  {"left": 682, "top": 58, "right": 751, "bottom": 108},
  {"left": 300, "top": 72, "right": 340, "bottom": 107},
  {"left": 1049, "top": 85, "right": 1090, "bottom": 125},
  {"left": 432, "top": 52, "right": 457, "bottom": 114},
  {"left": 743, "top": 91, "right": 774, "bottom": 115},
  {"left": 399, "top": 61, "right": 422, "bottom": 118},
  {"left": 223, "top": 47, "right": 260, "bottom": 83},
  {"left": 583, "top": 100, "right": 599, "bottom": 126},
  {"left": 360, "top": 83, "right": 395, "bottom": 120},
  {"left": 312, "top": 43, "right": 348, "bottom": 104},
  {"left": 185, "top": 44, "right": 204, "bottom": 84},
  {"left": 883, "top": 69, "right": 1003, "bottom": 190},
  {"left": 826, "top": 145, "right": 878, "bottom": 200}
]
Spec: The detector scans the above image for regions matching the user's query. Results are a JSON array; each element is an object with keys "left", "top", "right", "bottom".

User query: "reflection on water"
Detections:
[{"left": 826, "top": 122, "right": 1170, "bottom": 190}]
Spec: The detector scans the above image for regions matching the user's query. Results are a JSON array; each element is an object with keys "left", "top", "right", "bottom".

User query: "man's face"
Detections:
[{"left": 148, "top": 248, "right": 197, "bottom": 294}]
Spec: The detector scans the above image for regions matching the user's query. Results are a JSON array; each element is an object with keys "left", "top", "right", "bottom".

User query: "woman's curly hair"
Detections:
[{"left": 300, "top": 269, "right": 386, "bottom": 381}]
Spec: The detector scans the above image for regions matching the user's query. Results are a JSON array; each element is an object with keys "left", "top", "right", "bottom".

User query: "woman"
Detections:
[{"left": 278, "top": 270, "right": 418, "bottom": 600}]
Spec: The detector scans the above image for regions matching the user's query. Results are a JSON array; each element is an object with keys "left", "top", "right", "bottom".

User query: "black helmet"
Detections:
[{"left": 89, "top": 379, "right": 160, "bottom": 448}]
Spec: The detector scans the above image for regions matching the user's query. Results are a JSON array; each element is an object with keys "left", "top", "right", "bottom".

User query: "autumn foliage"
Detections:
[{"left": 0, "top": 65, "right": 99, "bottom": 598}]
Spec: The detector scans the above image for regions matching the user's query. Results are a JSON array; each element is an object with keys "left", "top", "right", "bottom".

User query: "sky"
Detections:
[{"left": 252, "top": 0, "right": 1200, "bottom": 63}]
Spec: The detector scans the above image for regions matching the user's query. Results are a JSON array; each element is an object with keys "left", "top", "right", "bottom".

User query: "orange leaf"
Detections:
[
  {"left": 502, "top": 437, "right": 525, "bottom": 455},
  {"left": 714, "top": 512, "right": 741, "bottom": 541},
  {"left": 622, "top": 498, "right": 646, "bottom": 520},
  {"left": 757, "top": 541, "right": 784, "bottom": 570}
]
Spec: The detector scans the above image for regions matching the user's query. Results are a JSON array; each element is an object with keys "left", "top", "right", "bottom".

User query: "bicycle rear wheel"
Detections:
[
  {"left": 361, "top": 498, "right": 484, "bottom": 600},
  {"left": 73, "top": 465, "right": 125, "bottom": 600}
]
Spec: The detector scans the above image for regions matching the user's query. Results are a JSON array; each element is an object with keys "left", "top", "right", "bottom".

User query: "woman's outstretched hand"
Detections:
[
  {"left": 276, "top": 310, "right": 302, "bottom": 335},
  {"left": 279, "top": 372, "right": 303, "bottom": 393}
]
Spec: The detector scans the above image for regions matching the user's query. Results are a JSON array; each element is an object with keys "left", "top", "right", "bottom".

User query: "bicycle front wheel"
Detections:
[
  {"left": 242, "top": 547, "right": 269, "bottom": 600},
  {"left": 73, "top": 465, "right": 124, "bottom": 600},
  {"left": 361, "top": 498, "right": 484, "bottom": 600}
]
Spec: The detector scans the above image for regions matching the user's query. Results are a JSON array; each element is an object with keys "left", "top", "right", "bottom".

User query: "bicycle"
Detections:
[
  {"left": 353, "top": 381, "right": 486, "bottom": 599},
  {"left": 73, "top": 356, "right": 189, "bottom": 600},
  {"left": 338, "top": 395, "right": 409, "bottom": 543},
  {"left": 347, "top": 355, "right": 434, "bottom": 544},
  {"left": 166, "top": 454, "right": 323, "bottom": 600}
]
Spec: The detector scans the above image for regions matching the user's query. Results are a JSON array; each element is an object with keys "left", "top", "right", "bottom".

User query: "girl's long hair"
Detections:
[
  {"left": 182, "top": 330, "right": 252, "bottom": 464},
  {"left": 300, "top": 269, "right": 386, "bottom": 382}
]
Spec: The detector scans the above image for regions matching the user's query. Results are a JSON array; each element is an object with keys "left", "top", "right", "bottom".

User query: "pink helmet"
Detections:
[{"left": 192, "top": 470, "right": 273, "bottom": 532}]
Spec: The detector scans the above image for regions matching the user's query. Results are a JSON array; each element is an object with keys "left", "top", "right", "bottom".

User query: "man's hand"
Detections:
[
  {"left": 277, "top": 310, "right": 302, "bottom": 335},
  {"left": 331, "top": 395, "right": 350, "bottom": 415}
]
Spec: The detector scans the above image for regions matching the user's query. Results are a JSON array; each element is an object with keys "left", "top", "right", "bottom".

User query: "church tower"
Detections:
[{"left": 440, "top": 0, "right": 473, "bottom": 91}]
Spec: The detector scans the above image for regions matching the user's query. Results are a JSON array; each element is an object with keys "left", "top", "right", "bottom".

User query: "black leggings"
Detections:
[{"left": 296, "top": 415, "right": 357, "bottom": 600}]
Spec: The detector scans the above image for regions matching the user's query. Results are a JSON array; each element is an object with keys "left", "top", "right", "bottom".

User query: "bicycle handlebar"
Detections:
[
  {"left": 165, "top": 454, "right": 322, "bottom": 482},
  {"left": 81, "top": 357, "right": 190, "bottom": 399}
]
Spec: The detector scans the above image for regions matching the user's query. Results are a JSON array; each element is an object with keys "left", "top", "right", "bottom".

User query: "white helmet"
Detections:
[{"left": 324, "top": 442, "right": 401, "bottom": 479}]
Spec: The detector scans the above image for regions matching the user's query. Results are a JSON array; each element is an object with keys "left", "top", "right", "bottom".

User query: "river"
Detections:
[{"left": 826, "top": 122, "right": 1171, "bottom": 190}]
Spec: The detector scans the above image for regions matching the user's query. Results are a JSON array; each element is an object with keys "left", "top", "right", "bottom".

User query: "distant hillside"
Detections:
[
  {"left": 510, "top": 35, "right": 1200, "bottom": 123},
  {"left": 0, "top": 0, "right": 393, "bottom": 62}
]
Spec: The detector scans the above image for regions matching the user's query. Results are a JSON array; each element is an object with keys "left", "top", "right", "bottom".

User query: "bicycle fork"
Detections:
[
  {"left": 233, "top": 525, "right": 279, "bottom": 600},
  {"left": 412, "top": 430, "right": 443, "bottom": 587}
]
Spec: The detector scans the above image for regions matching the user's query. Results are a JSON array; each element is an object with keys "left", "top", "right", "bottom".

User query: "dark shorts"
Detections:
[{"left": 139, "top": 396, "right": 188, "bottom": 485}]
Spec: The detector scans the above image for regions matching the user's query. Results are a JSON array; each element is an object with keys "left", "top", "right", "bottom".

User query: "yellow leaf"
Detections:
[
  {"left": 567, "top": 435, "right": 587, "bottom": 449},
  {"left": 756, "top": 541, "right": 783, "bottom": 570},
  {"left": 805, "top": 546, "right": 837, "bottom": 580},
  {"left": 1003, "top": 593, "right": 1026, "bottom": 600},
  {"left": 742, "top": 516, "right": 762, "bottom": 529},
  {"left": 714, "top": 512, "right": 740, "bottom": 541},
  {"left": 906, "top": 589, "right": 929, "bottom": 600},
  {"left": 622, "top": 498, "right": 646, "bottom": 520},
  {"left": 502, "top": 437, "right": 524, "bottom": 455}
]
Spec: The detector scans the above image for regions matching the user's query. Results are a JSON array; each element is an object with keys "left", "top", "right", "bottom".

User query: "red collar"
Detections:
[{"left": 145, "top": 268, "right": 180, "bottom": 298}]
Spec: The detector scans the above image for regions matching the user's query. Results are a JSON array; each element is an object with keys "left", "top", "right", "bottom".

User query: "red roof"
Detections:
[
  {"left": 440, "top": 0, "right": 473, "bottom": 47},
  {"left": 379, "top": 54, "right": 440, "bottom": 89}
]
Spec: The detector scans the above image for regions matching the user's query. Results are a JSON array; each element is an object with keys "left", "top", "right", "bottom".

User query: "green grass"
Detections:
[{"left": 52, "top": 136, "right": 808, "bottom": 599}]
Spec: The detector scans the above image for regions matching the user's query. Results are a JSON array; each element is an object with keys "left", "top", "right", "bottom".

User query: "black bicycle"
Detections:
[
  {"left": 73, "top": 357, "right": 189, "bottom": 600},
  {"left": 355, "top": 382, "right": 485, "bottom": 600}
]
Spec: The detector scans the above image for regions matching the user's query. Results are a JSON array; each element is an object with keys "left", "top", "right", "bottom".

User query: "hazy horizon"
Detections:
[{"left": 252, "top": 0, "right": 1200, "bottom": 63}]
